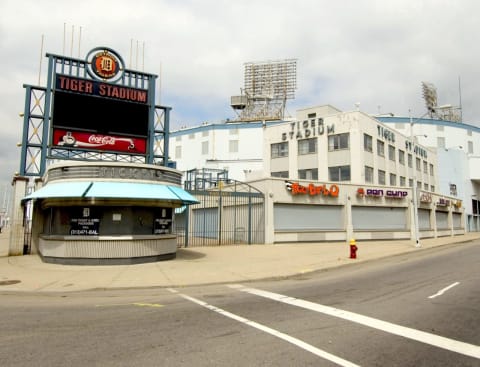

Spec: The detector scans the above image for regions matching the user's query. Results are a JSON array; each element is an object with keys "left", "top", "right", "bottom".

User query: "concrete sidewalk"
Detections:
[{"left": 1, "top": 229, "right": 479, "bottom": 293}]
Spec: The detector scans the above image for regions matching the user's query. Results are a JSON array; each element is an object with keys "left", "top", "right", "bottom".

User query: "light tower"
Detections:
[{"left": 230, "top": 59, "right": 297, "bottom": 122}]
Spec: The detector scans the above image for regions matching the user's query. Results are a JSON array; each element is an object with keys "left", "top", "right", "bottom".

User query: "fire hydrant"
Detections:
[{"left": 349, "top": 239, "right": 358, "bottom": 259}]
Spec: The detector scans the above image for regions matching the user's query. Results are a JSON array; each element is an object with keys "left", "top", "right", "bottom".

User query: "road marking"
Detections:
[
  {"left": 95, "top": 302, "right": 164, "bottom": 308},
  {"left": 167, "top": 288, "right": 359, "bottom": 367},
  {"left": 428, "top": 282, "right": 460, "bottom": 299},
  {"left": 229, "top": 284, "right": 480, "bottom": 360}
]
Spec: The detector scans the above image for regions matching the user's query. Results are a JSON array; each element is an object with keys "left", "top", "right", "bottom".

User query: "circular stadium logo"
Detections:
[{"left": 86, "top": 47, "right": 125, "bottom": 81}]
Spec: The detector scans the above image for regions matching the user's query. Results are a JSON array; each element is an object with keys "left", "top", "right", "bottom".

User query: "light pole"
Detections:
[{"left": 409, "top": 110, "right": 429, "bottom": 248}]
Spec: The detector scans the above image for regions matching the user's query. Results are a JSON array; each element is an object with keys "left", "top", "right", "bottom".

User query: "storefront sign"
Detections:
[
  {"left": 154, "top": 209, "right": 172, "bottom": 234},
  {"left": 70, "top": 217, "right": 100, "bottom": 235},
  {"left": 357, "top": 188, "right": 408, "bottom": 199},
  {"left": 286, "top": 181, "right": 339, "bottom": 197},
  {"left": 419, "top": 192, "right": 432, "bottom": 203},
  {"left": 437, "top": 198, "right": 451, "bottom": 207},
  {"left": 53, "top": 129, "right": 147, "bottom": 154},
  {"left": 281, "top": 119, "right": 335, "bottom": 141}
]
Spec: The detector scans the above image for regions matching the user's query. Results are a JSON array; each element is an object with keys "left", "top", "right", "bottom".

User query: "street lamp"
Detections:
[{"left": 409, "top": 110, "right": 430, "bottom": 248}]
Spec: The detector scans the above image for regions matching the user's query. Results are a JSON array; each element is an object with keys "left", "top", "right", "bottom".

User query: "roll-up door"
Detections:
[
  {"left": 352, "top": 206, "right": 407, "bottom": 230},
  {"left": 274, "top": 204, "right": 343, "bottom": 230}
]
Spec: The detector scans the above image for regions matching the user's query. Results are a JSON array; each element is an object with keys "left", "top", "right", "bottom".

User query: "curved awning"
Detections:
[{"left": 23, "top": 181, "right": 199, "bottom": 205}]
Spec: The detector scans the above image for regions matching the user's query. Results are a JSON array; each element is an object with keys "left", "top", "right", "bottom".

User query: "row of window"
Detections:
[
  {"left": 272, "top": 166, "right": 351, "bottom": 182},
  {"left": 272, "top": 135, "right": 434, "bottom": 178},
  {"left": 364, "top": 166, "right": 434, "bottom": 190},
  {"left": 175, "top": 140, "right": 239, "bottom": 158},
  {"left": 364, "top": 134, "right": 434, "bottom": 175},
  {"left": 272, "top": 133, "right": 350, "bottom": 158}
]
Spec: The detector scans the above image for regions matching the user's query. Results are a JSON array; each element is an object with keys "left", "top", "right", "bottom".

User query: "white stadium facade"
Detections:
[{"left": 169, "top": 104, "right": 475, "bottom": 244}]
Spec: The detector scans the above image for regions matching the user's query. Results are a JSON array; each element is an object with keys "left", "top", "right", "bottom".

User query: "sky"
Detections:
[{"left": 1, "top": 0, "right": 479, "bottom": 200}]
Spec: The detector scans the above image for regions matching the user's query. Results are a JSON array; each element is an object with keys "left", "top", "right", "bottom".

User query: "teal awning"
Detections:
[{"left": 23, "top": 181, "right": 199, "bottom": 205}]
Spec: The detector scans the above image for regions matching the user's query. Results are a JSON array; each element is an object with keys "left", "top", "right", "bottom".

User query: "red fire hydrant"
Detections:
[{"left": 349, "top": 239, "right": 358, "bottom": 259}]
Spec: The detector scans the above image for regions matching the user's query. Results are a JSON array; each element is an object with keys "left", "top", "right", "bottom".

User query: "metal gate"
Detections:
[{"left": 175, "top": 179, "right": 265, "bottom": 247}]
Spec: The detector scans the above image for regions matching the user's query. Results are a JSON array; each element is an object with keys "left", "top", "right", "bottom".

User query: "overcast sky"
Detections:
[{"left": 1, "top": 0, "right": 479, "bottom": 200}]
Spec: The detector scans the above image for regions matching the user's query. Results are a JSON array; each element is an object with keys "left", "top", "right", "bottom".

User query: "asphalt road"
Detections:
[{"left": 0, "top": 242, "right": 479, "bottom": 366}]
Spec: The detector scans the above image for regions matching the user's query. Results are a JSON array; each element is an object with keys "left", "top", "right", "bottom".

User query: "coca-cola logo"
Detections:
[{"left": 88, "top": 135, "right": 116, "bottom": 145}]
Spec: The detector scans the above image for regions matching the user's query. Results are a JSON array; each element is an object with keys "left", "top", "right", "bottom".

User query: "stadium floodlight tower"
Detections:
[
  {"left": 421, "top": 81, "right": 462, "bottom": 122},
  {"left": 230, "top": 59, "right": 297, "bottom": 122}
]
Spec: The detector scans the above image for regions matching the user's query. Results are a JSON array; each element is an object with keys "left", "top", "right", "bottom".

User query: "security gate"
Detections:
[{"left": 175, "top": 180, "right": 265, "bottom": 247}]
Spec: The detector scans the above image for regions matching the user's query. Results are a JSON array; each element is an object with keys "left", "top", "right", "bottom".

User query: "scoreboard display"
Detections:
[{"left": 51, "top": 75, "right": 150, "bottom": 154}]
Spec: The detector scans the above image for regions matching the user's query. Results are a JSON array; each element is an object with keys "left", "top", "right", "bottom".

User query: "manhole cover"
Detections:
[{"left": 0, "top": 280, "right": 21, "bottom": 286}]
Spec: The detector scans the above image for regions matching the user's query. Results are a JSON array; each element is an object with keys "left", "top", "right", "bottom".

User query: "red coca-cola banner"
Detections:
[{"left": 53, "top": 129, "right": 147, "bottom": 154}]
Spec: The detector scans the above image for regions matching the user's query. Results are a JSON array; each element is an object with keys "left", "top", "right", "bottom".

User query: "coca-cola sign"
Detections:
[{"left": 53, "top": 129, "right": 146, "bottom": 154}]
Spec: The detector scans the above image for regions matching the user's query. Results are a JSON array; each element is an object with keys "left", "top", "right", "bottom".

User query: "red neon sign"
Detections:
[{"left": 286, "top": 181, "right": 339, "bottom": 197}]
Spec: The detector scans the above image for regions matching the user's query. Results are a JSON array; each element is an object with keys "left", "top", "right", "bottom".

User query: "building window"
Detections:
[
  {"left": 298, "top": 138, "right": 317, "bottom": 155},
  {"left": 399, "top": 150, "right": 405, "bottom": 165},
  {"left": 229, "top": 140, "right": 239, "bottom": 153},
  {"left": 365, "top": 166, "right": 374, "bottom": 183},
  {"left": 431, "top": 185, "right": 435, "bottom": 192},
  {"left": 417, "top": 181, "right": 422, "bottom": 189},
  {"left": 328, "top": 133, "right": 349, "bottom": 151},
  {"left": 271, "top": 142, "right": 288, "bottom": 158},
  {"left": 329, "top": 165, "right": 351, "bottom": 181},
  {"left": 424, "top": 183, "right": 429, "bottom": 190},
  {"left": 468, "top": 141, "right": 474, "bottom": 154},
  {"left": 175, "top": 146, "right": 182, "bottom": 159},
  {"left": 189, "top": 133, "right": 195, "bottom": 139},
  {"left": 271, "top": 171, "right": 288, "bottom": 178},
  {"left": 436, "top": 125, "right": 444, "bottom": 131},
  {"left": 408, "top": 153, "right": 413, "bottom": 168},
  {"left": 437, "top": 137, "right": 445, "bottom": 148},
  {"left": 388, "top": 145, "right": 396, "bottom": 161},
  {"left": 202, "top": 130, "right": 209, "bottom": 137},
  {"left": 409, "top": 179, "right": 413, "bottom": 187},
  {"left": 229, "top": 128, "right": 238, "bottom": 135},
  {"left": 429, "top": 163, "right": 434, "bottom": 176},
  {"left": 377, "top": 140, "right": 385, "bottom": 157},
  {"left": 298, "top": 168, "right": 318, "bottom": 180},
  {"left": 400, "top": 176, "right": 406, "bottom": 186},
  {"left": 423, "top": 161, "right": 428, "bottom": 173},
  {"left": 307, "top": 113, "right": 316, "bottom": 118},
  {"left": 364, "top": 134, "right": 373, "bottom": 152},
  {"left": 468, "top": 130, "right": 473, "bottom": 136},
  {"left": 201, "top": 141, "right": 209, "bottom": 155},
  {"left": 175, "top": 135, "right": 182, "bottom": 142},
  {"left": 416, "top": 157, "right": 421, "bottom": 171},
  {"left": 390, "top": 173, "right": 397, "bottom": 186},
  {"left": 378, "top": 170, "right": 386, "bottom": 185}
]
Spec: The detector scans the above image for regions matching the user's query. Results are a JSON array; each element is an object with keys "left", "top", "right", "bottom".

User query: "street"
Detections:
[{"left": 1, "top": 242, "right": 479, "bottom": 366}]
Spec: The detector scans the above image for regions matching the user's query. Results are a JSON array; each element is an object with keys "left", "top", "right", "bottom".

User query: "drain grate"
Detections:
[{"left": 0, "top": 280, "right": 21, "bottom": 286}]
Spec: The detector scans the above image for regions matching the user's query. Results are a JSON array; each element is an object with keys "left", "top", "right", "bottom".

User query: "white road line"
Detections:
[
  {"left": 167, "top": 288, "right": 360, "bottom": 367},
  {"left": 229, "top": 284, "right": 480, "bottom": 360},
  {"left": 428, "top": 282, "right": 460, "bottom": 299}
]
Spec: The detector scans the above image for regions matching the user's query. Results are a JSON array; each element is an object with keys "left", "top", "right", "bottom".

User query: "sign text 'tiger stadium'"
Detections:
[{"left": 56, "top": 75, "right": 148, "bottom": 103}]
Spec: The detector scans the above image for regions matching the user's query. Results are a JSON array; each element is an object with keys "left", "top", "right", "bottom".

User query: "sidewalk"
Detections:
[{"left": 1, "top": 230, "right": 479, "bottom": 293}]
